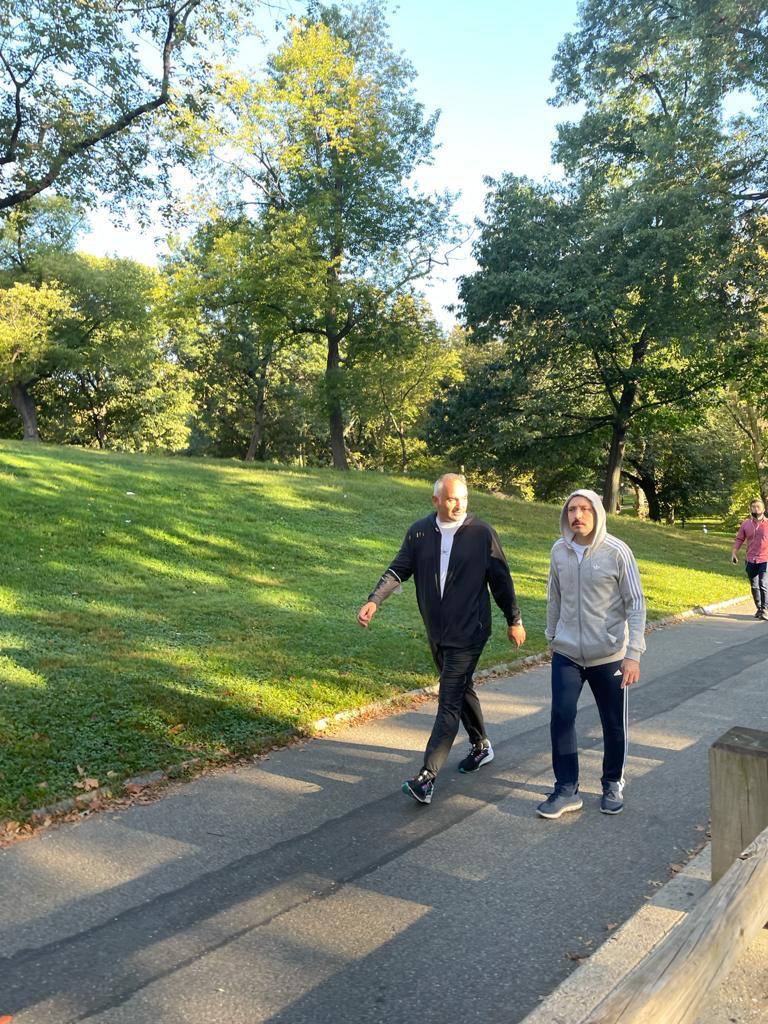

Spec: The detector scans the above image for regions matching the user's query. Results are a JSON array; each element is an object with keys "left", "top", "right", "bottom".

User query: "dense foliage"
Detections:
[{"left": 1, "top": 0, "right": 767, "bottom": 518}]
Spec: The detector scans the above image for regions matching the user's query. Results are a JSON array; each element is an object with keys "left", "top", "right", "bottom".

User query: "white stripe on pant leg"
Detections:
[{"left": 619, "top": 684, "right": 628, "bottom": 793}]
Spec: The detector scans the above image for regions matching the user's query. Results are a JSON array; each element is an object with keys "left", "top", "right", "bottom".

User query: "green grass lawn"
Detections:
[{"left": 0, "top": 440, "right": 749, "bottom": 820}]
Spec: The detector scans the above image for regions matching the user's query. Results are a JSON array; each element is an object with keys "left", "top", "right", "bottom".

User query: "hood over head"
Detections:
[{"left": 560, "top": 489, "right": 607, "bottom": 549}]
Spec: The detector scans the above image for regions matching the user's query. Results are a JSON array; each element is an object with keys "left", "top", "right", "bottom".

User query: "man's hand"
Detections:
[
  {"left": 357, "top": 601, "right": 378, "bottom": 628},
  {"left": 621, "top": 658, "right": 640, "bottom": 688},
  {"left": 731, "top": 555, "right": 739, "bottom": 564},
  {"left": 508, "top": 623, "right": 526, "bottom": 648}
]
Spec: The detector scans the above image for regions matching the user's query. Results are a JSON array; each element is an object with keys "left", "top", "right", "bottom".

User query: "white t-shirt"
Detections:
[
  {"left": 437, "top": 515, "right": 466, "bottom": 596},
  {"left": 572, "top": 542, "right": 588, "bottom": 564}
]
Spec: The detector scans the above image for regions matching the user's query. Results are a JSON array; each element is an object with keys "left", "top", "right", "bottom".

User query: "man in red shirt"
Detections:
[{"left": 731, "top": 498, "right": 768, "bottom": 621}]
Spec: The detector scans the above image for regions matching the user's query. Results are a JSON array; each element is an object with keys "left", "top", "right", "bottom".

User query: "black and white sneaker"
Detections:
[
  {"left": 458, "top": 740, "right": 494, "bottom": 773},
  {"left": 403, "top": 769, "right": 435, "bottom": 804}
]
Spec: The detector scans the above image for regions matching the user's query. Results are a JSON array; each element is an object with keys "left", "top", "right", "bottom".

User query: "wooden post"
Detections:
[{"left": 710, "top": 726, "right": 768, "bottom": 883}]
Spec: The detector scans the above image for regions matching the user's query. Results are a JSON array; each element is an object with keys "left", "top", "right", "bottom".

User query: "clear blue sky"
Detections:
[{"left": 82, "top": 0, "right": 581, "bottom": 326}]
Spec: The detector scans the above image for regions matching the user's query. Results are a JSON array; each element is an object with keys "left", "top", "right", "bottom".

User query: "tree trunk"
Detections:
[
  {"left": 603, "top": 421, "right": 627, "bottom": 513},
  {"left": 326, "top": 332, "right": 348, "bottom": 470},
  {"left": 244, "top": 384, "right": 267, "bottom": 463},
  {"left": 634, "top": 486, "right": 648, "bottom": 520},
  {"left": 398, "top": 428, "right": 407, "bottom": 473},
  {"left": 88, "top": 411, "right": 106, "bottom": 449},
  {"left": 10, "top": 381, "right": 40, "bottom": 441},
  {"left": 643, "top": 484, "right": 661, "bottom": 522},
  {"left": 624, "top": 464, "right": 662, "bottom": 522},
  {"left": 601, "top": 328, "right": 648, "bottom": 515},
  {"left": 244, "top": 425, "right": 259, "bottom": 462}
]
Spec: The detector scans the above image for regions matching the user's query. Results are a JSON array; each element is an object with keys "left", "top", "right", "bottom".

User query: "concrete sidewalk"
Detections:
[{"left": 1, "top": 600, "right": 767, "bottom": 1024}]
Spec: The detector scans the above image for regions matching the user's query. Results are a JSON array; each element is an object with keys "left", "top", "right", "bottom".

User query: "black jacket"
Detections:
[{"left": 368, "top": 512, "right": 521, "bottom": 649}]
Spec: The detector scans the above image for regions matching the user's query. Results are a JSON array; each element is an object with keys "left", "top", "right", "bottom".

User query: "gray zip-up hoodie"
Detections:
[{"left": 545, "top": 489, "right": 646, "bottom": 667}]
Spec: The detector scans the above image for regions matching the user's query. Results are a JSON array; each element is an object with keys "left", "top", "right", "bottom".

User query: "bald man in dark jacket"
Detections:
[{"left": 358, "top": 474, "right": 526, "bottom": 804}]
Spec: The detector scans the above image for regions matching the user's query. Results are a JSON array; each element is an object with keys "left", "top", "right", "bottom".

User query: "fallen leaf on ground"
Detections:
[{"left": 74, "top": 777, "right": 100, "bottom": 791}]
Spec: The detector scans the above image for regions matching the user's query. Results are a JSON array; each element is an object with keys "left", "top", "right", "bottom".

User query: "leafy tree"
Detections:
[
  {"left": 0, "top": 0, "right": 260, "bottom": 213},
  {"left": 34, "top": 255, "right": 193, "bottom": 451},
  {"left": 164, "top": 214, "right": 327, "bottom": 461},
  {"left": 724, "top": 393, "right": 768, "bottom": 505},
  {"left": 0, "top": 280, "right": 74, "bottom": 437},
  {"left": 0, "top": 199, "right": 84, "bottom": 436},
  {"left": 458, "top": 172, "right": 762, "bottom": 510},
  {"left": 622, "top": 407, "right": 745, "bottom": 523},
  {"left": 344, "top": 294, "right": 462, "bottom": 472},
  {"left": 0, "top": 200, "right": 191, "bottom": 447},
  {"left": 0, "top": 195, "right": 85, "bottom": 272},
  {"left": 425, "top": 335, "right": 607, "bottom": 499},
  {"left": 182, "top": 1, "right": 455, "bottom": 468},
  {"left": 456, "top": 0, "right": 768, "bottom": 510},
  {"left": 551, "top": 0, "right": 768, "bottom": 207}
]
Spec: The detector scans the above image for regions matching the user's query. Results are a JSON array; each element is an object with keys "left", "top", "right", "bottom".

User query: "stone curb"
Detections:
[
  {"left": 2, "top": 593, "right": 751, "bottom": 835},
  {"left": 27, "top": 770, "right": 168, "bottom": 823}
]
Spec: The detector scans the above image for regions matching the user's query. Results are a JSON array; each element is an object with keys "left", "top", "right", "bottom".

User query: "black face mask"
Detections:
[{"left": 752, "top": 511, "right": 762, "bottom": 519}]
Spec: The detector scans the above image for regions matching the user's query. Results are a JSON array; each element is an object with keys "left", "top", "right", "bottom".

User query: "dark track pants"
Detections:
[
  {"left": 423, "top": 643, "right": 486, "bottom": 777},
  {"left": 550, "top": 652, "right": 628, "bottom": 793},
  {"left": 746, "top": 561, "right": 768, "bottom": 611}
]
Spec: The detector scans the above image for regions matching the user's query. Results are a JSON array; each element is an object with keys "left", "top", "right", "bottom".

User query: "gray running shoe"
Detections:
[
  {"left": 755, "top": 609, "right": 763, "bottom": 619},
  {"left": 536, "top": 788, "right": 583, "bottom": 819},
  {"left": 761, "top": 608, "right": 768, "bottom": 621},
  {"left": 458, "top": 740, "right": 494, "bottom": 773},
  {"left": 600, "top": 781, "right": 624, "bottom": 815}
]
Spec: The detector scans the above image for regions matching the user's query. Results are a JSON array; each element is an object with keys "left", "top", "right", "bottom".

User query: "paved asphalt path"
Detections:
[{"left": 1, "top": 601, "right": 767, "bottom": 1024}]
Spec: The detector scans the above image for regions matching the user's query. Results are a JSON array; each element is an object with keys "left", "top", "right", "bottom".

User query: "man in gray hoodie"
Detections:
[{"left": 537, "top": 489, "right": 646, "bottom": 819}]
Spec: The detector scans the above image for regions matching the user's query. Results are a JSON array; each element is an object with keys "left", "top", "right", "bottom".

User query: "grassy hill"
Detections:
[{"left": 0, "top": 440, "right": 747, "bottom": 821}]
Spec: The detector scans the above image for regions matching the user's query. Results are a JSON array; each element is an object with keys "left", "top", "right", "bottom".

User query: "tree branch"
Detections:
[{"left": 0, "top": 1, "right": 200, "bottom": 211}]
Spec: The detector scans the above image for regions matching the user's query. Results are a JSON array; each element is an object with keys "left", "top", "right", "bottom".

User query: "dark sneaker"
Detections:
[
  {"left": 458, "top": 740, "right": 494, "bottom": 773},
  {"left": 403, "top": 769, "right": 434, "bottom": 804},
  {"left": 755, "top": 609, "right": 763, "bottom": 619},
  {"left": 600, "top": 781, "right": 624, "bottom": 815},
  {"left": 761, "top": 609, "right": 768, "bottom": 621},
  {"left": 536, "top": 788, "right": 583, "bottom": 819}
]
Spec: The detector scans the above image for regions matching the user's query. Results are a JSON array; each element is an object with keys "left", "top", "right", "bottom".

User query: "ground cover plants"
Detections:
[{"left": 0, "top": 440, "right": 749, "bottom": 821}]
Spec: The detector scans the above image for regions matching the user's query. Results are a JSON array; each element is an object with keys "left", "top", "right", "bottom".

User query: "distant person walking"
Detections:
[
  {"left": 731, "top": 498, "right": 768, "bottom": 621},
  {"left": 357, "top": 473, "right": 526, "bottom": 805},
  {"left": 538, "top": 489, "right": 646, "bottom": 819}
]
